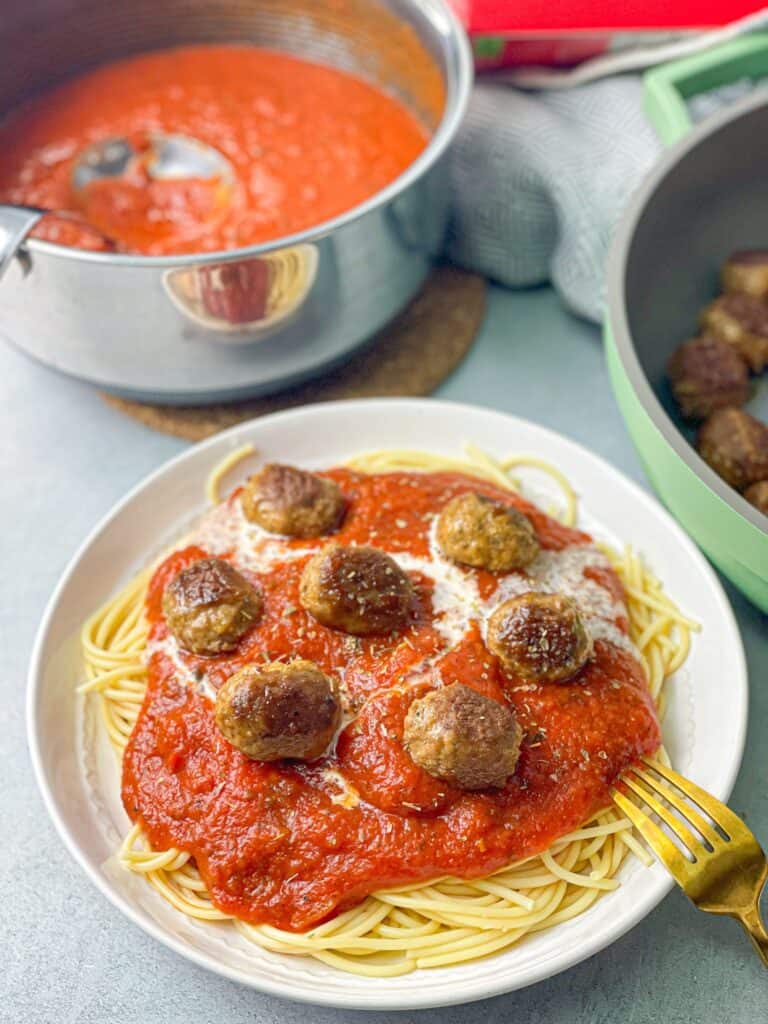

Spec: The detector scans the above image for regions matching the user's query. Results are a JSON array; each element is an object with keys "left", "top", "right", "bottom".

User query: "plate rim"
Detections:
[{"left": 26, "top": 397, "right": 749, "bottom": 1010}]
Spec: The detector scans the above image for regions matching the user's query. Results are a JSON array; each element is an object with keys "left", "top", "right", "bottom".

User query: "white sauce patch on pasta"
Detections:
[
  {"left": 161, "top": 490, "right": 637, "bottom": 681},
  {"left": 151, "top": 634, "right": 216, "bottom": 701},
  {"left": 194, "top": 497, "right": 314, "bottom": 572},
  {"left": 322, "top": 767, "right": 361, "bottom": 809},
  {"left": 391, "top": 549, "right": 483, "bottom": 646},
  {"left": 393, "top": 518, "right": 636, "bottom": 658},
  {"left": 489, "top": 546, "right": 637, "bottom": 657}
]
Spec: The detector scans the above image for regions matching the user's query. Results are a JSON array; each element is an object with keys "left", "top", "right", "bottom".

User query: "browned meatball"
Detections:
[
  {"left": 744, "top": 480, "right": 768, "bottom": 517},
  {"left": 162, "top": 558, "right": 262, "bottom": 656},
  {"left": 215, "top": 660, "right": 340, "bottom": 761},
  {"left": 697, "top": 408, "right": 768, "bottom": 491},
  {"left": 722, "top": 250, "right": 768, "bottom": 299},
  {"left": 700, "top": 293, "right": 768, "bottom": 373},
  {"left": 403, "top": 683, "right": 522, "bottom": 790},
  {"left": 487, "top": 592, "right": 592, "bottom": 684},
  {"left": 667, "top": 335, "right": 750, "bottom": 420},
  {"left": 299, "top": 543, "right": 413, "bottom": 635},
  {"left": 241, "top": 463, "right": 345, "bottom": 537},
  {"left": 436, "top": 492, "right": 539, "bottom": 572}
]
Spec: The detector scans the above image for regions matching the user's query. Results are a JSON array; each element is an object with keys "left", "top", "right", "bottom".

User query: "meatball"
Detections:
[
  {"left": 241, "top": 463, "right": 345, "bottom": 537},
  {"left": 697, "top": 408, "right": 768, "bottom": 490},
  {"left": 403, "top": 683, "right": 522, "bottom": 790},
  {"left": 162, "top": 558, "right": 262, "bottom": 655},
  {"left": 667, "top": 334, "right": 749, "bottom": 420},
  {"left": 436, "top": 492, "right": 539, "bottom": 572},
  {"left": 487, "top": 592, "right": 592, "bottom": 683},
  {"left": 722, "top": 250, "right": 768, "bottom": 299},
  {"left": 700, "top": 293, "right": 768, "bottom": 373},
  {"left": 215, "top": 660, "right": 340, "bottom": 761},
  {"left": 299, "top": 543, "right": 414, "bottom": 635},
  {"left": 744, "top": 480, "right": 768, "bottom": 517}
]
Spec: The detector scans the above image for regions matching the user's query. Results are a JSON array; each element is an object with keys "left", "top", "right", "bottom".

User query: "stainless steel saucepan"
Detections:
[{"left": 0, "top": 0, "right": 471, "bottom": 403}]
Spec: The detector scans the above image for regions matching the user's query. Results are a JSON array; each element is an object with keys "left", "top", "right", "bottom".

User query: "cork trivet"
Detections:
[{"left": 103, "top": 265, "right": 485, "bottom": 441}]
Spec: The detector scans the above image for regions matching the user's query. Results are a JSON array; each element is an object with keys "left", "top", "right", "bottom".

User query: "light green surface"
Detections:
[
  {"left": 644, "top": 33, "right": 768, "bottom": 145},
  {"left": 2, "top": 284, "right": 766, "bottom": 1022},
  {"left": 604, "top": 325, "right": 768, "bottom": 612}
]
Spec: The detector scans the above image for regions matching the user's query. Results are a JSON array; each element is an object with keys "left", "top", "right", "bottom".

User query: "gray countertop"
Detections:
[{"left": 2, "top": 284, "right": 766, "bottom": 1023}]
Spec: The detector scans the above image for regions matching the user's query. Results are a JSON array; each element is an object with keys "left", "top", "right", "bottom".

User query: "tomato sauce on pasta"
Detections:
[{"left": 122, "top": 469, "right": 660, "bottom": 932}]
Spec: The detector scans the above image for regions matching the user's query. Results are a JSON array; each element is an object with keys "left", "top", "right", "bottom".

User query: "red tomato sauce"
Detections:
[
  {"left": 0, "top": 46, "right": 428, "bottom": 255},
  {"left": 123, "top": 470, "right": 660, "bottom": 931}
]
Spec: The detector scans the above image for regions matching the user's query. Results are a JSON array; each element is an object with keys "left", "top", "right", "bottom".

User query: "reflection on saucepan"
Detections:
[{"left": 163, "top": 245, "right": 319, "bottom": 336}]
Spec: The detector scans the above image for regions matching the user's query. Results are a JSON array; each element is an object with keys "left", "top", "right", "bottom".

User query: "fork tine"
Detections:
[
  {"left": 620, "top": 773, "right": 704, "bottom": 859},
  {"left": 633, "top": 766, "right": 721, "bottom": 849},
  {"left": 610, "top": 787, "right": 693, "bottom": 885},
  {"left": 640, "top": 757, "right": 744, "bottom": 839}
]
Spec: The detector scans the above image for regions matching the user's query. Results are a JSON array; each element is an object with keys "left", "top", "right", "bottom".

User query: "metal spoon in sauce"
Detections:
[
  {"left": 71, "top": 133, "right": 234, "bottom": 194},
  {"left": 0, "top": 134, "right": 235, "bottom": 276}
]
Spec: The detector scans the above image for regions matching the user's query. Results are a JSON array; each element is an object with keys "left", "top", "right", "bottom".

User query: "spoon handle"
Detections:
[{"left": 0, "top": 204, "right": 45, "bottom": 283}]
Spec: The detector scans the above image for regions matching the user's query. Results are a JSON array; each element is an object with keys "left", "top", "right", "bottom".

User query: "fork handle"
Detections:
[{"left": 737, "top": 906, "right": 768, "bottom": 968}]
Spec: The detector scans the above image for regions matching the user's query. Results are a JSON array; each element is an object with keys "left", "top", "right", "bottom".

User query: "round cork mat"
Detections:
[{"left": 103, "top": 266, "right": 486, "bottom": 441}]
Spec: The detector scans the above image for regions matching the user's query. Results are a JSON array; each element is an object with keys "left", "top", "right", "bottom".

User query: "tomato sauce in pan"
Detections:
[
  {"left": 0, "top": 46, "right": 428, "bottom": 254},
  {"left": 122, "top": 470, "right": 660, "bottom": 932}
]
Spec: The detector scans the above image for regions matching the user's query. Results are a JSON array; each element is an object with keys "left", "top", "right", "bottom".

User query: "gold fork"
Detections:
[{"left": 611, "top": 756, "right": 768, "bottom": 967}]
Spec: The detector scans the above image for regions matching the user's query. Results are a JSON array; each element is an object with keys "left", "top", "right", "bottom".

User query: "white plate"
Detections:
[{"left": 27, "top": 399, "right": 748, "bottom": 1010}]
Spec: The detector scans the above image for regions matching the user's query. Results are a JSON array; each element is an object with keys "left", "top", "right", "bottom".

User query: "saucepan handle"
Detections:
[
  {"left": 644, "top": 32, "right": 768, "bottom": 146},
  {"left": 0, "top": 204, "right": 45, "bottom": 283}
]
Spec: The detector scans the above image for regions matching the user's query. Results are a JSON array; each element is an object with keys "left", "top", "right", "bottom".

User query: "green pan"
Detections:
[{"left": 605, "top": 33, "right": 768, "bottom": 612}]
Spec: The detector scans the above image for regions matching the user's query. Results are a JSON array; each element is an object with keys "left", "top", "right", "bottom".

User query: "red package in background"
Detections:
[{"left": 448, "top": 1, "right": 767, "bottom": 68}]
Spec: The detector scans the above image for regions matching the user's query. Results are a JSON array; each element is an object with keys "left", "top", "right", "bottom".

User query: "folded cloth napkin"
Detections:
[
  {"left": 447, "top": 75, "right": 662, "bottom": 323},
  {"left": 447, "top": 67, "right": 766, "bottom": 323}
]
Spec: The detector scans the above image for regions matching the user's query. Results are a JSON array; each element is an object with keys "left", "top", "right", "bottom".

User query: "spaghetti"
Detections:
[{"left": 79, "top": 446, "right": 696, "bottom": 976}]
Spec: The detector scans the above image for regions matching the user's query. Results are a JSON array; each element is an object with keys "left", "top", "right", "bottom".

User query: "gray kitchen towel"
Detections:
[
  {"left": 447, "top": 72, "right": 766, "bottom": 323},
  {"left": 447, "top": 75, "right": 662, "bottom": 323}
]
